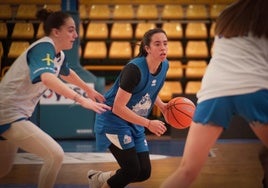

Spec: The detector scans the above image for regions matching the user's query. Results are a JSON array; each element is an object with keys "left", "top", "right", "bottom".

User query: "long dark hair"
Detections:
[
  {"left": 215, "top": 0, "right": 268, "bottom": 38},
  {"left": 36, "top": 9, "right": 71, "bottom": 36},
  {"left": 136, "top": 28, "right": 167, "bottom": 57}
]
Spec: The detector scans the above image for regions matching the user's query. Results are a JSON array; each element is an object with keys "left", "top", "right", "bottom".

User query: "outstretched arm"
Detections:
[
  {"left": 60, "top": 69, "right": 106, "bottom": 103},
  {"left": 41, "top": 72, "right": 110, "bottom": 114}
]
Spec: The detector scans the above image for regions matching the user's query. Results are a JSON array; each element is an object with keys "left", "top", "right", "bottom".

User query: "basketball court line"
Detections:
[{"left": 14, "top": 152, "right": 168, "bottom": 164}]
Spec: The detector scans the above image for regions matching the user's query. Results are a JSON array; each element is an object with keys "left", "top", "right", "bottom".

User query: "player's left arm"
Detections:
[{"left": 60, "top": 69, "right": 105, "bottom": 103}]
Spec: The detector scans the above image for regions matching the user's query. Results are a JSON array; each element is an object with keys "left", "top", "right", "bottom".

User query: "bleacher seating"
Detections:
[
  {"left": 0, "top": 22, "right": 8, "bottom": 38},
  {"left": 185, "top": 41, "right": 209, "bottom": 58},
  {"left": 15, "top": 4, "right": 37, "bottom": 20},
  {"left": 185, "top": 60, "right": 207, "bottom": 79},
  {"left": 110, "top": 22, "right": 133, "bottom": 39},
  {"left": 210, "top": 4, "right": 227, "bottom": 19},
  {"left": 11, "top": 22, "right": 35, "bottom": 39},
  {"left": 185, "top": 22, "right": 208, "bottom": 39},
  {"left": 88, "top": 4, "right": 110, "bottom": 19},
  {"left": 166, "top": 61, "right": 183, "bottom": 79},
  {"left": 135, "top": 22, "right": 156, "bottom": 39},
  {"left": 185, "top": 4, "right": 208, "bottom": 19},
  {"left": 84, "top": 41, "right": 107, "bottom": 59},
  {"left": 109, "top": 41, "right": 132, "bottom": 59},
  {"left": 85, "top": 22, "right": 108, "bottom": 39},
  {"left": 8, "top": 41, "right": 30, "bottom": 58},
  {"left": 0, "top": 1, "right": 232, "bottom": 98},
  {"left": 112, "top": 4, "right": 134, "bottom": 20},
  {"left": 161, "top": 4, "right": 184, "bottom": 20},
  {"left": 0, "top": 4, "right": 12, "bottom": 20},
  {"left": 136, "top": 4, "right": 158, "bottom": 20},
  {"left": 162, "top": 22, "right": 183, "bottom": 39}
]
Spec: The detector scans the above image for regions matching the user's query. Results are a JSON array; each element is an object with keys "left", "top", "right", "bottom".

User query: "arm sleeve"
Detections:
[
  {"left": 27, "top": 42, "right": 56, "bottom": 84},
  {"left": 119, "top": 63, "right": 141, "bottom": 93}
]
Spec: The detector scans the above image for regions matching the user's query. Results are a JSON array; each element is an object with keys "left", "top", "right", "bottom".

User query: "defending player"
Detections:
[{"left": 0, "top": 9, "right": 110, "bottom": 188}]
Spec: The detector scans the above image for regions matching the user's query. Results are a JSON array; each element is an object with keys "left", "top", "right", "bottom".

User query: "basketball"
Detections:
[{"left": 165, "top": 97, "right": 196, "bottom": 129}]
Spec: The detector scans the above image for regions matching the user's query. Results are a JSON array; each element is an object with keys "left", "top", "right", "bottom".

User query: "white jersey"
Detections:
[
  {"left": 197, "top": 34, "right": 268, "bottom": 103},
  {"left": 0, "top": 37, "right": 69, "bottom": 125}
]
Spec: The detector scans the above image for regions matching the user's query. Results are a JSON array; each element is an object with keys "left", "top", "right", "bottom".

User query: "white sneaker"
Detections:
[{"left": 88, "top": 170, "right": 104, "bottom": 188}]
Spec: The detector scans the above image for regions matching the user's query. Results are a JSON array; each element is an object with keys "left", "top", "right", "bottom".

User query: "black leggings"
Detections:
[{"left": 107, "top": 144, "right": 151, "bottom": 188}]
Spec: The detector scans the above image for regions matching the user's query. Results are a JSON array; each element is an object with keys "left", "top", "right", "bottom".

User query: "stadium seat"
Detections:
[
  {"left": 84, "top": 41, "right": 107, "bottom": 59},
  {"left": 185, "top": 81, "right": 201, "bottom": 94},
  {"left": 88, "top": 5, "right": 110, "bottom": 19},
  {"left": 185, "top": 60, "right": 207, "bottom": 78},
  {"left": 185, "top": 41, "right": 208, "bottom": 58},
  {"left": 109, "top": 42, "right": 132, "bottom": 59},
  {"left": 162, "top": 22, "right": 183, "bottom": 39},
  {"left": 136, "top": 4, "right": 158, "bottom": 20},
  {"left": 159, "top": 81, "right": 183, "bottom": 101},
  {"left": 79, "top": 4, "right": 88, "bottom": 20},
  {"left": 85, "top": 22, "right": 108, "bottom": 39},
  {"left": 167, "top": 41, "right": 183, "bottom": 59},
  {"left": 0, "top": 4, "right": 12, "bottom": 20},
  {"left": 186, "top": 4, "right": 208, "bottom": 19},
  {"left": 166, "top": 61, "right": 183, "bottom": 79},
  {"left": 210, "top": 4, "right": 227, "bottom": 19},
  {"left": 210, "top": 22, "right": 216, "bottom": 38},
  {"left": 36, "top": 23, "right": 45, "bottom": 38},
  {"left": 135, "top": 22, "right": 156, "bottom": 39},
  {"left": 8, "top": 41, "right": 30, "bottom": 58},
  {"left": 11, "top": 22, "right": 35, "bottom": 39},
  {"left": 113, "top": 4, "right": 134, "bottom": 19},
  {"left": 185, "top": 22, "right": 207, "bottom": 39},
  {"left": 110, "top": 22, "right": 133, "bottom": 39},
  {"left": 134, "top": 43, "right": 141, "bottom": 57},
  {"left": 43, "top": 4, "right": 61, "bottom": 11},
  {"left": 15, "top": 4, "right": 37, "bottom": 20},
  {"left": 0, "top": 22, "right": 8, "bottom": 38},
  {"left": 161, "top": 4, "right": 184, "bottom": 20}
]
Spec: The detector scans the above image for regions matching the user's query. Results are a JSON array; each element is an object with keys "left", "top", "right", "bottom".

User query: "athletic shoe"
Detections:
[{"left": 88, "top": 170, "right": 104, "bottom": 188}]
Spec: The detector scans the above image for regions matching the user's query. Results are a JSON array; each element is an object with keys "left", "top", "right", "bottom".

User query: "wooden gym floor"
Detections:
[{"left": 0, "top": 136, "right": 264, "bottom": 188}]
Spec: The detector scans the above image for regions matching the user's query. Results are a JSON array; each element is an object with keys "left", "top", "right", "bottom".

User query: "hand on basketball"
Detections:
[{"left": 147, "top": 120, "right": 167, "bottom": 137}]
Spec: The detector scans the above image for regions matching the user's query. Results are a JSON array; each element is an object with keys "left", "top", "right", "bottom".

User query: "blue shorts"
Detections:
[
  {"left": 193, "top": 89, "right": 268, "bottom": 129},
  {"left": 0, "top": 118, "right": 28, "bottom": 140},
  {"left": 96, "top": 130, "right": 148, "bottom": 153}
]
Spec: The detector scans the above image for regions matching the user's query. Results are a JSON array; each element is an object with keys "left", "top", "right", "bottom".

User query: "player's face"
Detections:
[
  {"left": 147, "top": 33, "right": 168, "bottom": 62},
  {"left": 56, "top": 17, "right": 78, "bottom": 50}
]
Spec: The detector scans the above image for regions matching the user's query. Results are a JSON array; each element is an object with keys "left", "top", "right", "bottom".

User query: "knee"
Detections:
[
  {"left": 44, "top": 146, "right": 64, "bottom": 166},
  {"left": 125, "top": 165, "right": 141, "bottom": 181},
  {"left": 135, "top": 165, "right": 151, "bottom": 182},
  {"left": 52, "top": 147, "right": 64, "bottom": 164}
]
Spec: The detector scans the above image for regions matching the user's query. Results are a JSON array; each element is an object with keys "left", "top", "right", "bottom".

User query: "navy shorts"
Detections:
[
  {"left": 193, "top": 89, "right": 268, "bottom": 129},
  {"left": 96, "top": 130, "right": 148, "bottom": 153},
  {"left": 0, "top": 117, "right": 28, "bottom": 140}
]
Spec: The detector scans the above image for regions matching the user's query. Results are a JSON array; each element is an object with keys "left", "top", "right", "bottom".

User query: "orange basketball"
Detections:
[{"left": 165, "top": 97, "right": 196, "bottom": 129}]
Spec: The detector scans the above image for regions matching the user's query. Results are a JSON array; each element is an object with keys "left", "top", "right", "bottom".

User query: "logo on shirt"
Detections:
[
  {"left": 132, "top": 93, "right": 152, "bottom": 116},
  {"left": 42, "top": 53, "right": 54, "bottom": 66},
  {"left": 151, "top": 79, "right": 157, "bottom": 86}
]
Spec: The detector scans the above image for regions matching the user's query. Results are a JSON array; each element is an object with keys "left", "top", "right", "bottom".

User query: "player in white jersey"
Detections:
[
  {"left": 161, "top": 0, "right": 268, "bottom": 187},
  {"left": 0, "top": 9, "right": 110, "bottom": 188}
]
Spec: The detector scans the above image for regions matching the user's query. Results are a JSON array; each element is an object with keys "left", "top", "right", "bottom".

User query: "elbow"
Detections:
[{"left": 112, "top": 105, "right": 121, "bottom": 116}]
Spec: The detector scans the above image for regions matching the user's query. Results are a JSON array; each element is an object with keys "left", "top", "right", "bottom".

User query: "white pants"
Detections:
[{"left": 0, "top": 120, "right": 64, "bottom": 188}]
